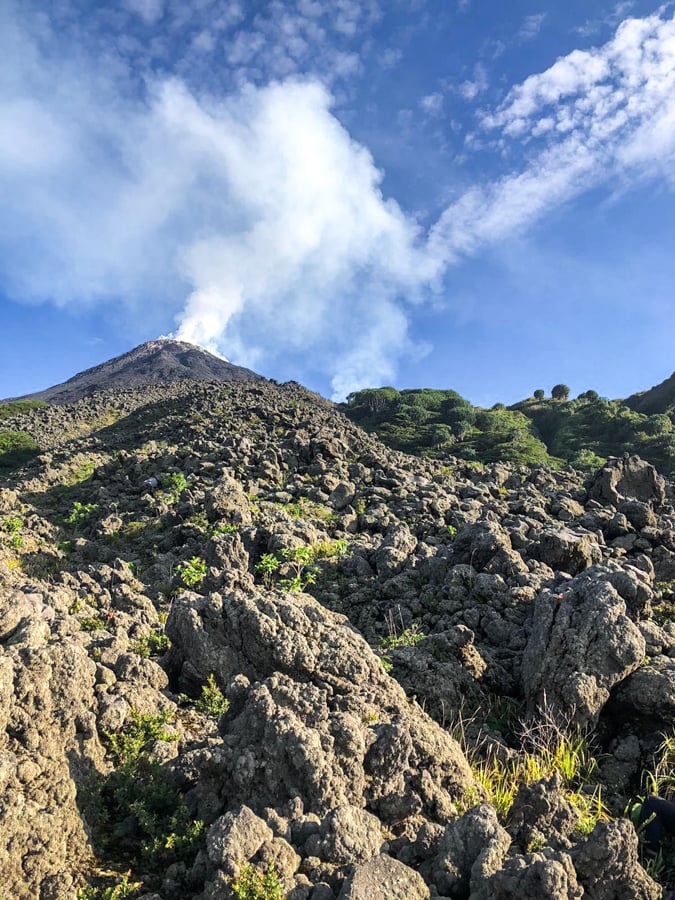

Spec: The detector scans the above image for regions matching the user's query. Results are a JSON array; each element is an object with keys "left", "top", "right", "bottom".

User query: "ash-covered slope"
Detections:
[
  {"left": 9, "top": 338, "right": 262, "bottom": 405},
  {"left": 0, "top": 380, "right": 673, "bottom": 899}
]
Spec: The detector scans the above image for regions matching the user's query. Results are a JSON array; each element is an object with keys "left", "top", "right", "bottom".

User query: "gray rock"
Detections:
[
  {"left": 535, "top": 527, "right": 602, "bottom": 575},
  {"left": 339, "top": 854, "right": 429, "bottom": 899},
  {"left": 589, "top": 456, "right": 666, "bottom": 507},
  {"left": 206, "top": 805, "right": 273, "bottom": 874},
  {"left": 572, "top": 818, "right": 661, "bottom": 899},
  {"left": 522, "top": 576, "right": 645, "bottom": 724},
  {"left": 471, "top": 849, "right": 582, "bottom": 899},
  {"left": 316, "top": 806, "right": 383, "bottom": 865},
  {"left": 428, "top": 804, "right": 510, "bottom": 896}
]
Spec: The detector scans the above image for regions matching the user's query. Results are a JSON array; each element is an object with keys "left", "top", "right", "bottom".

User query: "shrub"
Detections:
[
  {"left": 130, "top": 630, "right": 170, "bottom": 658},
  {"left": 77, "top": 873, "right": 142, "bottom": 899},
  {"left": 104, "top": 709, "right": 178, "bottom": 771},
  {"left": 231, "top": 863, "right": 284, "bottom": 900},
  {"left": 254, "top": 552, "right": 280, "bottom": 587},
  {"left": 82, "top": 707, "right": 205, "bottom": 875},
  {"left": 196, "top": 674, "right": 230, "bottom": 717},
  {"left": 161, "top": 472, "right": 188, "bottom": 503}
]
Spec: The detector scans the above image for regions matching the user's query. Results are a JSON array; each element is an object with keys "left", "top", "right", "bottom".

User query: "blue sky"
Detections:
[{"left": 1, "top": 0, "right": 675, "bottom": 405}]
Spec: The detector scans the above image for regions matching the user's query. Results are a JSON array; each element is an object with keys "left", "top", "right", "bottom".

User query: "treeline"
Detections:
[{"left": 341, "top": 387, "right": 675, "bottom": 474}]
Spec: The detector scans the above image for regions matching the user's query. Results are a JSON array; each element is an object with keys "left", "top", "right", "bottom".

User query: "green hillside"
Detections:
[{"left": 342, "top": 385, "right": 675, "bottom": 475}]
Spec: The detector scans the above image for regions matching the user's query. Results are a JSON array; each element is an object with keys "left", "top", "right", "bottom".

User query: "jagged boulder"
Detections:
[
  {"left": 0, "top": 592, "right": 106, "bottom": 899},
  {"left": 507, "top": 773, "right": 579, "bottom": 852},
  {"left": 426, "top": 804, "right": 510, "bottom": 897},
  {"left": 521, "top": 575, "right": 645, "bottom": 724},
  {"left": 571, "top": 819, "right": 661, "bottom": 899},
  {"left": 167, "top": 588, "right": 475, "bottom": 826},
  {"left": 589, "top": 456, "right": 666, "bottom": 507},
  {"left": 338, "top": 854, "right": 429, "bottom": 899}
]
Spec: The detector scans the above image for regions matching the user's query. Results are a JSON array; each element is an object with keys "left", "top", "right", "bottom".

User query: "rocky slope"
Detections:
[
  {"left": 0, "top": 379, "right": 674, "bottom": 899},
  {"left": 5, "top": 339, "right": 261, "bottom": 405}
]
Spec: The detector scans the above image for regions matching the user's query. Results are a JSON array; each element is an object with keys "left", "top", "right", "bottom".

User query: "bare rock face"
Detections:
[
  {"left": 611, "top": 655, "right": 675, "bottom": 723},
  {"left": 507, "top": 773, "right": 580, "bottom": 852},
  {"left": 521, "top": 574, "right": 645, "bottom": 724},
  {"left": 471, "top": 848, "right": 583, "bottom": 899},
  {"left": 535, "top": 527, "right": 602, "bottom": 575},
  {"left": 338, "top": 854, "right": 430, "bottom": 899},
  {"left": 571, "top": 819, "right": 661, "bottom": 900},
  {"left": 426, "top": 804, "right": 510, "bottom": 897},
  {"left": 167, "top": 587, "right": 474, "bottom": 828},
  {"left": 0, "top": 592, "right": 106, "bottom": 899},
  {"left": 589, "top": 455, "right": 666, "bottom": 507}
]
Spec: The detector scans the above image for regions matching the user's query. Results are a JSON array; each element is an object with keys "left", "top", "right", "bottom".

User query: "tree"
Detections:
[
  {"left": 551, "top": 384, "right": 570, "bottom": 401},
  {"left": 533, "top": 389, "right": 545, "bottom": 400},
  {"left": 578, "top": 390, "right": 599, "bottom": 401}
]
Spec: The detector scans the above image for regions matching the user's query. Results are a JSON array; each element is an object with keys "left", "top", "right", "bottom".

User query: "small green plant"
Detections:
[
  {"left": 86, "top": 709, "right": 204, "bottom": 875},
  {"left": 104, "top": 708, "right": 178, "bottom": 772},
  {"left": 378, "top": 623, "right": 426, "bottom": 652},
  {"left": 77, "top": 873, "right": 142, "bottom": 900},
  {"left": 65, "top": 501, "right": 99, "bottom": 528},
  {"left": 161, "top": 472, "right": 188, "bottom": 503},
  {"left": 446, "top": 524, "right": 458, "bottom": 540},
  {"left": 196, "top": 674, "right": 230, "bottom": 717},
  {"left": 231, "top": 863, "right": 284, "bottom": 900},
  {"left": 1, "top": 516, "right": 23, "bottom": 548},
  {"left": 186, "top": 511, "right": 209, "bottom": 531},
  {"left": 278, "top": 545, "right": 318, "bottom": 591},
  {"left": 177, "top": 556, "right": 207, "bottom": 588},
  {"left": 80, "top": 616, "right": 106, "bottom": 632},
  {"left": 210, "top": 522, "right": 240, "bottom": 537},
  {"left": 255, "top": 552, "right": 280, "bottom": 587},
  {"left": 130, "top": 629, "right": 170, "bottom": 658}
]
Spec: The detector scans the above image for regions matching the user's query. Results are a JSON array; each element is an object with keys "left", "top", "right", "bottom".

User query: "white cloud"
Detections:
[
  {"left": 126, "top": 0, "right": 164, "bottom": 24},
  {"left": 431, "top": 11, "right": 675, "bottom": 265},
  {"left": 3, "top": 2, "right": 675, "bottom": 399},
  {"left": 0, "top": 6, "right": 436, "bottom": 399},
  {"left": 459, "top": 63, "right": 488, "bottom": 100},
  {"left": 420, "top": 92, "right": 444, "bottom": 116},
  {"left": 518, "top": 13, "right": 546, "bottom": 42}
]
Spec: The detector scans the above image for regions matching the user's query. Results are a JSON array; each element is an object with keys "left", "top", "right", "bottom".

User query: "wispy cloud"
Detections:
[
  {"left": 575, "top": 1, "right": 636, "bottom": 38},
  {"left": 431, "top": 11, "right": 675, "bottom": 263},
  {"left": 419, "top": 91, "right": 444, "bottom": 116},
  {"left": 518, "top": 13, "right": 546, "bottom": 42},
  {"left": 459, "top": 62, "right": 488, "bottom": 100}
]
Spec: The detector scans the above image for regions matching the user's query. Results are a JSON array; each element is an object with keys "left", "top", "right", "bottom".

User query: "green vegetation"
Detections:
[
  {"left": 82, "top": 708, "right": 204, "bottom": 878},
  {"left": 130, "top": 629, "right": 170, "bottom": 658},
  {"left": 161, "top": 472, "right": 189, "bottom": 503},
  {"left": 65, "top": 501, "right": 99, "bottom": 528},
  {"left": 196, "top": 674, "right": 230, "bottom": 717},
  {"left": 104, "top": 709, "right": 178, "bottom": 770},
  {"left": 77, "top": 873, "right": 142, "bottom": 900},
  {"left": 231, "top": 863, "right": 284, "bottom": 900},
  {"left": 254, "top": 540, "right": 348, "bottom": 592},
  {"left": 176, "top": 556, "right": 207, "bottom": 587},
  {"left": 0, "top": 429, "right": 40, "bottom": 471},
  {"left": 1, "top": 516, "right": 23, "bottom": 548},
  {"left": 377, "top": 621, "right": 426, "bottom": 673},
  {"left": 0, "top": 399, "right": 48, "bottom": 419},
  {"left": 342, "top": 384, "right": 675, "bottom": 475},
  {"left": 455, "top": 707, "right": 607, "bottom": 833}
]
